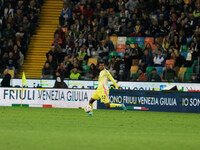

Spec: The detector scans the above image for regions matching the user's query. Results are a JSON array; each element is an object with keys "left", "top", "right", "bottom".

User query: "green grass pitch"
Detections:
[{"left": 0, "top": 107, "right": 199, "bottom": 150}]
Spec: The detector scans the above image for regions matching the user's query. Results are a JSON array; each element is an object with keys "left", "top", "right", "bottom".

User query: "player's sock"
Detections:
[
  {"left": 89, "top": 103, "right": 93, "bottom": 111},
  {"left": 110, "top": 103, "right": 122, "bottom": 108}
]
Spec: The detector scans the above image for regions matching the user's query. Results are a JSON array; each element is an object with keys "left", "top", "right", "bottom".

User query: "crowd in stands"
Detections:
[
  {"left": 42, "top": 0, "right": 200, "bottom": 82},
  {"left": 0, "top": 0, "right": 43, "bottom": 77}
]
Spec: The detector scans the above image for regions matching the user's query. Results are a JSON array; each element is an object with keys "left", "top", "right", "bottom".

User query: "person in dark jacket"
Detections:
[
  {"left": 1, "top": 69, "right": 11, "bottom": 87},
  {"left": 53, "top": 72, "right": 68, "bottom": 88}
]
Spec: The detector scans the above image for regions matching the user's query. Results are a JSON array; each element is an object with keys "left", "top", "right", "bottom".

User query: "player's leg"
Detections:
[
  {"left": 103, "top": 90, "right": 127, "bottom": 112},
  {"left": 87, "top": 90, "right": 100, "bottom": 116}
]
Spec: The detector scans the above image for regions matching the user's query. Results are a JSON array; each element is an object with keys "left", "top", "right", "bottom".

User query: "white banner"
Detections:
[
  {"left": 0, "top": 88, "right": 96, "bottom": 109},
  {"left": 1, "top": 79, "right": 200, "bottom": 92}
]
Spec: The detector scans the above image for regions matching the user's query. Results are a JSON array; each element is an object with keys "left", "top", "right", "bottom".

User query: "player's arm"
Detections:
[{"left": 104, "top": 70, "right": 120, "bottom": 88}]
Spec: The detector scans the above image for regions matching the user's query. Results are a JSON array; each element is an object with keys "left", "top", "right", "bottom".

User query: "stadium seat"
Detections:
[
  {"left": 118, "top": 52, "right": 125, "bottom": 58},
  {"left": 117, "top": 37, "right": 127, "bottom": 44},
  {"left": 116, "top": 44, "right": 126, "bottom": 52},
  {"left": 130, "top": 66, "right": 139, "bottom": 74},
  {"left": 8, "top": 70, "right": 14, "bottom": 78},
  {"left": 110, "top": 36, "right": 118, "bottom": 46},
  {"left": 139, "top": 44, "right": 145, "bottom": 49},
  {"left": 82, "top": 65, "right": 90, "bottom": 73},
  {"left": 181, "top": 45, "right": 188, "bottom": 52},
  {"left": 181, "top": 52, "right": 187, "bottom": 59},
  {"left": 130, "top": 44, "right": 135, "bottom": 48},
  {"left": 88, "top": 58, "right": 98, "bottom": 66},
  {"left": 146, "top": 66, "right": 154, "bottom": 74},
  {"left": 193, "top": 60, "right": 197, "bottom": 65},
  {"left": 126, "top": 37, "right": 136, "bottom": 44},
  {"left": 108, "top": 51, "right": 118, "bottom": 60},
  {"left": 136, "top": 37, "right": 145, "bottom": 43},
  {"left": 184, "top": 68, "right": 193, "bottom": 82},
  {"left": 165, "top": 59, "right": 175, "bottom": 68},
  {"left": 178, "top": 67, "right": 187, "bottom": 81},
  {"left": 155, "top": 67, "right": 163, "bottom": 76},
  {"left": 132, "top": 59, "right": 139, "bottom": 66},
  {"left": 145, "top": 37, "right": 154, "bottom": 43},
  {"left": 136, "top": 41, "right": 144, "bottom": 45}
]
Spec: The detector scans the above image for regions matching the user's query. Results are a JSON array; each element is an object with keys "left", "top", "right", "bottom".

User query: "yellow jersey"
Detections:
[{"left": 97, "top": 69, "right": 119, "bottom": 90}]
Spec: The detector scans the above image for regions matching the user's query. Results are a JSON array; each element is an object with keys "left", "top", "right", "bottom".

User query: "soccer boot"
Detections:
[
  {"left": 121, "top": 104, "right": 127, "bottom": 112},
  {"left": 87, "top": 112, "right": 93, "bottom": 117}
]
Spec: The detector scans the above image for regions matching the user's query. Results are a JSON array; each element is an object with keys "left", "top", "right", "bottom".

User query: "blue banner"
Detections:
[{"left": 97, "top": 90, "right": 200, "bottom": 113}]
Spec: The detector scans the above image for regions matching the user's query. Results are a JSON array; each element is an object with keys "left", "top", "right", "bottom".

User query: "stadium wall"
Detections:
[
  {"left": 97, "top": 90, "right": 200, "bottom": 113},
  {"left": 0, "top": 78, "right": 200, "bottom": 92},
  {"left": 0, "top": 88, "right": 96, "bottom": 109}
]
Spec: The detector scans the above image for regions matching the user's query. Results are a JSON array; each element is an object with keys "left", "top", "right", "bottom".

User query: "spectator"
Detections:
[
  {"left": 137, "top": 68, "right": 147, "bottom": 82},
  {"left": 113, "top": 56, "right": 121, "bottom": 80},
  {"left": 1, "top": 69, "right": 11, "bottom": 87},
  {"left": 83, "top": 4, "right": 93, "bottom": 19},
  {"left": 97, "top": 40, "right": 109, "bottom": 61},
  {"left": 77, "top": 47, "right": 88, "bottom": 65},
  {"left": 108, "top": 56, "right": 116, "bottom": 76},
  {"left": 123, "top": 53, "right": 132, "bottom": 81},
  {"left": 125, "top": 44, "right": 133, "bottom": 56},
  {"left": 153, "top": 49, "right": 165, "bottom": 66},
  {"left": 88, "top": 63, "right": 99, "bottom": 80},
  {"left": 3, "top": 23, "right": 15, "bottom": 40},
  {"left": 175, "top": 52, "right": 186, "bottom": 67},
  {"left": 97, "top": 27, "right": 108, "bottom": 43},
  {"left": 70, "top": 68, "right": 81, "bottom": 80},
  {"left": 41, "top": 62, "right": 53, "bottom": 79},
  {"left": 46, "top": 46, "right": 58, "bottom": 61},
  {"left": 132, "top": 43, "right": 143, "bottom": 59},
  {"left": 6, "top": 51, "right": 17, "bottom": 71},
  {"left": 54, "top": 75, "right": 68, "bottom": 88},
  {"left": 60, "top": 4, "right": 72, "bottom": 27},
  {"left": 148, "top": 68, "right": 161, "bottom": 82},
  {"left": 161, "top": 64, "right": 177, "bottom": 82},
  {"left": 141, "top": 49, "right": 153, "bottom": 71}
]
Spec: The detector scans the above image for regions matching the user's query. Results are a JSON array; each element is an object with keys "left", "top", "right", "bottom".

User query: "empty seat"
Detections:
[
  {"left": 155, "top": 67, "right": 163, "bottom": 76},
  {"left": 181, "top": 45, "right": 188, "bottom": 52},
  {"left": 110, "top": 36, "right": 118, "bottom": 46},
  {"left": 117, "top": 37, "right": 127, "bottom": 44},
  {"left": 88, "top": 58, "right": 98, "bottom": 66},
  {"left": 136, "top": 37, "right": 145, "bottom": 43},
  {"left": 178, "top": 67, "right": 187, "bottom": 81},
  {"left": 82, "top": 65, "right": 90, "bottom": 73},
  {"left": 126, "top": 37, "right": 136, "bottom": 44},
  {"left": 108, "top": 51, "right": 118, "bottom": 60},
  {"left": 118, "top": 52, "right": 125, "bottom": 58},
  {"left": 184, "top": 67, "right": 193, "bottom": 82},
  {"left": 116, "top": 44, "right": 126, "bottom": 52},
  {"left": 145, "top": 37, "right": 154, "bottom": 43},
  {"left": 165, "top": 59, "right": 175, "bottom": 68},
  {"left": 145, "top": 66, "right": 154, "bottom": 74},
  {"left": 139, "top": 44, "right": 145, "bottom": 49},
  {"left": 181, "top": 52, "right": 187, "bottom": 59},
  {"left": 130, "top": 66, "right": 139, "bottom": 74}
]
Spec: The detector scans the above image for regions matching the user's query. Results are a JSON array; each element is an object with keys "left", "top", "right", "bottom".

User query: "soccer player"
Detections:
[{"left": 88, "top": 61, "right": 127, "bottom": 116}]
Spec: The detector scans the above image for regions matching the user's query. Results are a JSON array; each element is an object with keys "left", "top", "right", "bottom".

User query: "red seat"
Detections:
[
  {"left": 145, "top": 37, "right": 154, "bottom": 43},
  {"left": 116, "top": 44, "right": 125, "bottom": 52},
  {"left": 165, "top": 59, "right": 175, "bottom": 68}
]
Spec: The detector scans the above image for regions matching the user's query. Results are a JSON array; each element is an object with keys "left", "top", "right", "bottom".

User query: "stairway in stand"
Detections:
[{"left": 18, "top": 0, "right": 63, "bottom": 79}]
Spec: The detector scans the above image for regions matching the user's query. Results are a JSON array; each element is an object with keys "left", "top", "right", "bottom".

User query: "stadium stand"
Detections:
[{"left": 1, "top": 0, "right": 199, "bottom": 83}]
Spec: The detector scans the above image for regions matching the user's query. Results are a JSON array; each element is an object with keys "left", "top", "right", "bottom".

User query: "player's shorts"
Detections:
[{"left": 91, "top": 89, "right": 109, "bottom": 104}]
